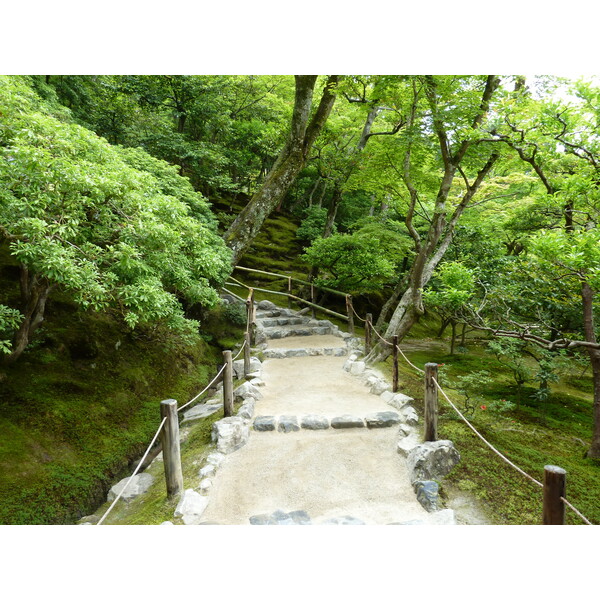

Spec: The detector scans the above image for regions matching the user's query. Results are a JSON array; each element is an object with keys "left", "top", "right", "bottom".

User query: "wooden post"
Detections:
[
  {"left": 392, "top": 335, "right": 399, "bottom": 393},
  {"left": 310, "top": 284, "right": 316, "bottom": 319},
  {"left": 346, "top": 295, "right": 355, "bottom": 335},
  {"left": 246, "top": 289, "right": 255, "bottom": 345},
  {"left": 287, "top": 277, "right": 292, "bottom": 309},
  {"left": 365, "top": 313, "right": 372, "bottom": 354},
  {"left": 160, "top": 399, "right": 183, "bottom": 498},
  {"left": 424, "top": 363, "right": 439, "bottom": 442},
  {"left": 223, "top": 350, "right": 234, "bottom": 417},
  {"left": 543, "top": 465, "right": 566, "bottom": 524},
  {"left": 243, "top": 331, "right": 251, "bottom": 378}
]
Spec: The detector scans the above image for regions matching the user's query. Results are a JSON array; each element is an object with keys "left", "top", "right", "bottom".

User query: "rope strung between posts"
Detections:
[
  {"left": 560, "top": 496, "right": 593, "bottom": 525},
  {"left": 431, "top": 378, "right": 544, "bottom": 489},
  {"left": 395, "top": 343, "right": 425, "bottom": 374},
  {"left": 392, "top": 345, "right": 592, "bottom": 524},
  {"left": 370, "top": 324, "right": 394, "bottom": 346},
  {"left": 233, "top": 338, "right": 247, "bottom": 361},
  {"left": 349, "top": 301, "right": 367, "bottom": 323},
  {"left": 177, "top": 364, "right": 227, "bottom": 413},
  {"left": 97, "top": 417, "right": 167, "bottom": 525}
]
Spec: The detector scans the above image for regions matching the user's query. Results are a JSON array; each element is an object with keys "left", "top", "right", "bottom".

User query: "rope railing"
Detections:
[
  {"left": 97, "top": 416, "right": 168, "bottom": 525},
  {"left": 178, "top": 364, "right": 227, "bottom": 413},
  {"left": 388, "top": 334, "right": 592, "bottom": 525}
]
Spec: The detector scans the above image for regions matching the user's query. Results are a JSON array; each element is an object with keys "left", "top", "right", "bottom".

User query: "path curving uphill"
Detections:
[{"left": 198, "top": 301, "right": 458, "bottom": 525}]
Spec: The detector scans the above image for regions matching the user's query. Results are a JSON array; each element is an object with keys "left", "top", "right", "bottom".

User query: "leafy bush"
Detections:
[{"left": 296, "top": 206, "right": 331, "bottom": 242}]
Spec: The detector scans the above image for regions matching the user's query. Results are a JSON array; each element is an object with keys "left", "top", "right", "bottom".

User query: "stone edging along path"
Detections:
[{"left": 91, "top": 298, "right": 462, "bottom": 525}]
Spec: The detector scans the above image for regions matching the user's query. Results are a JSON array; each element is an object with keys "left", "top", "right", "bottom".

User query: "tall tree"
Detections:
[
  {"left": 223, "top": 76, "right": 339, "bottom": 265},
  {"left": 366, "top": 75, "right": 502, "bottom": 362}
]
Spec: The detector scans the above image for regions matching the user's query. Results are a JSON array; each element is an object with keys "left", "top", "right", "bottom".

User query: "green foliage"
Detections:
[
  {"left": 303, "top": 232, "right": 396, "bottom": 294},
  {"left": 0, "top": 76, "right": 232, "bottom": 355},
  {"left": 296, "top": 206, "right": 331, "bottom": 242},
  {"left": 0, "top": 305, "right": 22, "bottom": 354},
  {"left": 223, "top": 301, "right": 247, "bottom": 327},
  {"left": 423, "top": 262, "right": 476, "bottom": 315}
]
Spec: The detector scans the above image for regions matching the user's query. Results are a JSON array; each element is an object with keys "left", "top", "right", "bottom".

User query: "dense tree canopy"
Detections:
[
  {"left": 0, "top": 76, "right": 231, "bottom": 362},
  {"left": 2, "top": 72, "right": 600, "bottom": 456}
]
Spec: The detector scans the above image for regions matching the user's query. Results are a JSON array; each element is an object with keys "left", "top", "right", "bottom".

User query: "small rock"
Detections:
[
  {"left": 369, "top": 378, "right": 391, "bottom": 395},
  {"left": 253, "top": 416, "right": 276, "bottom": 431},
  {"left": 234, "top": 381, "right": 262, "bottom": 401},
  {"left": 198, "top": 479, "right": 213, "bottom": 493},
  {"left": 414, "top": 480, "right": 439, "bottom": 512},
  {"left": 386, "top": 393, "right": 414, "bottom": 410},
  {"left": 397, "top": 433, "right": 421, "bottom": 457},
  {"left": 301, "top": 415, "right": 329, "bottom": 430},
  {"left": 250, "top": 377, "right": 265, "bottom": 387},
  {"left": 406, "top": 440, "right": 461, "bottom": 484},
  {"left": 397, "top": 424, "right": 412, "bottom": 438},
  {"left": 211, "top": 417, "right": 249, "bottom": 454},
  {"left": 400, "top": 405, "right": 419, "bottom": 425},
  {"left": 174, "top": 489, "right": 209, "bottom": 525},
  {"left": 331, "top": 415, "right": 365, "bottom": 429},
  {"left": 199, "top": 464, "right": 215, "bottom": 478},
  {"left": 250, "top": 510, "right": 311, "bottom": 525},
  {"left": 160, "top": 521, "right": 174, "bottom": 525},
  {"left": 257, "top": 300, "right": 277, "bottom": 310},
  {"left": 365, "top": 411, "right": 401, "bottom": 428},
  {"left": 206, "top": 452, "right": 225, "bottom": 468},
  {"left": 350, "top": 361, "right": 366, "bottom": 375},
  {"left": 237, "top": 398, "right": 255, "bottom": 420},
  {"left": 182, "top": 403, "right": 220, "bottom": 423},
  {"left": 107, "top": 473, "right": 154, "bottom": 503},
  {"left": 278, "top": 415, "right": 300, "bottom": 433}
]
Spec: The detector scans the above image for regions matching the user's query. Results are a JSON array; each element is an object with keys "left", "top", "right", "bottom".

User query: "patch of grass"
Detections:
[
  {"left": 0, "top": 294, "right": 244, "bottom": 524},
  {"left": 376, "top": 331, "right": 600, "bottom": 525}
]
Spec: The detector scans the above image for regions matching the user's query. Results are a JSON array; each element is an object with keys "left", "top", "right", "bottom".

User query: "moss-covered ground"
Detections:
[{"left": 375, "top": 318, "right": 600, "bottom": 525}]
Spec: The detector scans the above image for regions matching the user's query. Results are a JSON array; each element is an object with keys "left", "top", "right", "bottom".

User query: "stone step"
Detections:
[
  {"left": 257, "top": 317, "right": 307, "bottom": 327},
  {"left": 259, "top": 325, "right": 333, "bottom": 339},
  {"left": 252, "top": 411, "right": 402, "bottom": 432},
  {"left": 262, "top": 346, "right": 348, "bottom": 358}
]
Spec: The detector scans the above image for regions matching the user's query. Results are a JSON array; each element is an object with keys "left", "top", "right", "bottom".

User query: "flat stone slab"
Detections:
[
  {"left": 331, "top": 415, "right": 365, "bottom": 429},
  {"left": 301, "top": 415, "right": 330, "bottom": 430},
  {"left": 107, "top": 473, "right": 154, "bottom": 503},
  {"left": 365, "top": 411, "right": 402, "bottom": 428},
  {"left": 249, "top": 509, "right": 311, "bottom": 525},
  {"left": 278, "top": 415, "right": 300, "bottom": 433},
  {"left": 253, "top": 416, "right": 276, "bottom": 431}
]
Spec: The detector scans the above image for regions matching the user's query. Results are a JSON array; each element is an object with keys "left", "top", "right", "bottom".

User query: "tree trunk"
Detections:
[
  {"left": 223, "top": 76, "right": 339, "bottom": 265},
  {"left": 4, "top": 268, "right": 52, "bottom": 364},
  {"left": 582, "top": 281, "right": 600, "bottom": 458},
  {"left": 323, "top": 184, "right": 341, "bottom": 238},
  {"left": 450, "top": 321, "right": 457, "bottom": 355}
]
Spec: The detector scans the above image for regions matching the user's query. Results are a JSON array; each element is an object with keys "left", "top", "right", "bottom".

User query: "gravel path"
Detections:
[{"left": 200, "top": 332, "right": 450, "bottom": 525}]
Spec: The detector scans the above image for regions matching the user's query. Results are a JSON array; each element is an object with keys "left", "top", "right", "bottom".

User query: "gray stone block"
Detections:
[
  {"left": 301, "top": 415, "right": 330, "bottom": 430},
  {"left": 253, "top": 416, "right": 276, "bottom": 431},
  {"left": 365, "top": 411, "right": 402, "bottom": 428},
  {"left": 107, "top": 473, "right": 154, "bottom": 503},
  {"left": 414, "top": 480, "right": 439, "bottom": 512},
  {"left": 406, "top": 440, "right": 461, "bottom": 484},
  {"left": 331, "top": 415, "right": 365, "bottom": 429},
  {"left": 211, "top": 417, "right": 249, "bottom": 454},
  {"left": 278, "top": 415, "right": 300, "bottom": 433}
]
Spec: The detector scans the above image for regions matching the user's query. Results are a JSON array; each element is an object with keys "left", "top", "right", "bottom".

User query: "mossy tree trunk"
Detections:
[
  {"left": 366, "top": 76, "right": 501, "bottom": 363},
  {"left": 223, "top": 76, "right": 339, "bottom": 265}
]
